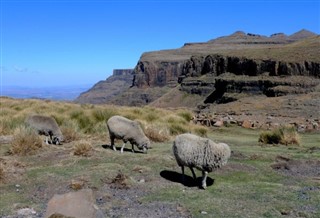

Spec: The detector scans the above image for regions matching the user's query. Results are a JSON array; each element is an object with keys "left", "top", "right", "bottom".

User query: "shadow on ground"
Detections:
[
  {"left": 160, "top": 170, "right": 214, "bottom": 188},
  {"left": 101, "top": 144, "right": 145, "bottom": 154}
]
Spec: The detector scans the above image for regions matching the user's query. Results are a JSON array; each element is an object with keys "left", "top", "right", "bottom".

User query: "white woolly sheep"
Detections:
[
  {"left": 106, "top": 115, "right": 150, "bottom": 153},
  {"left": 173, "top": 133, "right": 231, "bottom": 189},
  {"left": 25, "top": 115, "right": 64, "bottom": 145}
]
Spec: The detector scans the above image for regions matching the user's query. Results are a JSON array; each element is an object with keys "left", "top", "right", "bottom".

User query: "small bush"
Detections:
[
  {"left": 259, "top": 126, "right": 300, "bottom": 145},
  {"left": 73, "top": 140, "right": 93, "bottom": 157},
  {"left": 10, "top": 126, "right": 43, "bottom": 155}
]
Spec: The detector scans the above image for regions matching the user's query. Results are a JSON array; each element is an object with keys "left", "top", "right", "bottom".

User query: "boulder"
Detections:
[{"left": 44, "top": 189, "right": 104, "bottom": 218}]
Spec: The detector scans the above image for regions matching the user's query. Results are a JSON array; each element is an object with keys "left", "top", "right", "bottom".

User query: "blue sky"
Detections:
[{"left": 1, "top": 0, "right": 319, "bottom": 88}]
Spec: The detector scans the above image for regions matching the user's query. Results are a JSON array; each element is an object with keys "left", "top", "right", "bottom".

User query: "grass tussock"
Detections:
[
  {"left": 193, "top": 126, "right": 208, "bottom": 137},
  {"left": 10, "top": 126, "right": 43, "bottom": 155},
  {"left": 0, "top": 97, "right": 203, "bottom": 142},
  {"left": 73, "top": 140, "right": 93, "bottom": 157},
  {"left": 259, "top": 126, "right": 300, "bottom": 145},
  {"left": 144, "top": 126, "right": 170, "bottom": 142},
  {"left": 60, "top": 125, "right": 79, "bottom": 143}
]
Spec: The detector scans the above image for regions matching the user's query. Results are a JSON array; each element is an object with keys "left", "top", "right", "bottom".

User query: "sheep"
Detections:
[
  {"left": 106, "top": 115, "right": 150, "bottom": 153},
  {"left": 172, "top": 133, "right": 231, "bottom": 189},
  {"left": 25, "top": 115, "right": 64, "bottom": 145}
]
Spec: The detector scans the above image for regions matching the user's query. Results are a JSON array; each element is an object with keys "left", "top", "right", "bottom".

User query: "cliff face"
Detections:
[
  {"left": 133, "top": 61, "right": 183, "bottom": 88},
  {"left": 123, "top": 30, "right": 319, "bottom": 107},
  {"left": 74, "top": 69, "right": 133, "bottom": 104},
  {"left": 132, "top": 32, "right": 319, "bottom": 89},
  {"left": 76, "top": 30, "right": 319, "bottom": 106}
]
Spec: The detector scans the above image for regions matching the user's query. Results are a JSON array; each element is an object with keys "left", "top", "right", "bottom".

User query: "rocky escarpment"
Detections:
[
  {"left": 133, "top": 61, "right": 183, "bottom": 88},
  {"left": 75, "top": 69, "right": 133, "bottom": 104},
  {"left": 178, "top": 54, "right": 320, "bottom": 103},
  {"left": 132, "top": 30, "right": 319, "bottom": 89},
  {"left": 76, "top": 30, "right": 319, "bottom": 106}
]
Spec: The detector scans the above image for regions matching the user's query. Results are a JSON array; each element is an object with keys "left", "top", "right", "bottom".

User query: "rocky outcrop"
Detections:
[
  {"left": 75, "top": 69, "right": 133, "bottom": 104},
  {"left": 133, "top": 61, "right": 183, "bottom": 88},
  {"left": 180, "top": 54, "right": 320, "bottom": 79}
]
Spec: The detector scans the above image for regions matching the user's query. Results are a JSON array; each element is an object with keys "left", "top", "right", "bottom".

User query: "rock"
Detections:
[
  {"left": 242, "top": 120, "right": 253, "bottom": 129},
  {"left": 17, "top": 208, "right": 37, "bottom": 217},
  {"left": 213, "top": 120, "right": 224, "bottom": 127},
  {"left": 44, "top": 189, "right": 104, "bottom": 218}
]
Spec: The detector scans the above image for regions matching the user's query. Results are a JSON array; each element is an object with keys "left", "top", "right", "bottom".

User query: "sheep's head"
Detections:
[
  {"left": 52, "top": 135, "right": 64, "bottom": 145},
  {"left": 137, "top": 138, "right": 150, "bottom": 153}
]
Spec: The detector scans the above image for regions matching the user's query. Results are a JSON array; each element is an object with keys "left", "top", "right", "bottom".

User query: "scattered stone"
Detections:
[
  {"left": 138, "top": 178, "right": 145, "bottom": 183},
  {"left": 17, "top": 208, "right": 37, "bottom": 217},
  {"left": 200, "top": 211, "right": 208, "bottom": 214}
]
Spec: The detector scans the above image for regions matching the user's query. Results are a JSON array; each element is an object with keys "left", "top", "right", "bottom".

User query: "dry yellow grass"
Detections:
[
  {"left": 10, "top": 126, "right": 43, "bottom": 155},
  {"left": 0, "top": 97, "right": 206, "bottom": 144},
  {"left": 73, "top": 140, "right": 93, "bottom": 157}
]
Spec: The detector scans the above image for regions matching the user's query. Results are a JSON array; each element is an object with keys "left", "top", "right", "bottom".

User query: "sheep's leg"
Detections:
[
  {"left": 131, "top": 144, "right": 135, "bottom": 153},
  {"left": 120, "top": 142, "right": 127, "bottom": 153},
  {"left": 110, "top": 135, "right": 117, "bottom": 151},
  {"left": 45, "top": 137, "right": 49, "bottom": 145},
  {"left": 189, "top": 167, "right": 197, "bottom": 180},
  {"left": 181, "top": 166, "right": 185, "bottom": 183},
  {"left": 201, "top": 171, "right": 208, "bottom": 189}
]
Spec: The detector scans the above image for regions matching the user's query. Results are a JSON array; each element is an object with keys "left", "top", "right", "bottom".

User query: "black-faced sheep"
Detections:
[
  {"left": 25, "top": 115, "right": 64, "bottom": 145},
  {"left": 173, "top": 133, "right": 231, "bottom": 189},
  {"left": 106, "top": 115, "right": 150, "bottom": 153}
]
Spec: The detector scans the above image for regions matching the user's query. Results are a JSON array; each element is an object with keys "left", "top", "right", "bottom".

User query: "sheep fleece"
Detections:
[
  {"left": 107, "top": 115, "right": 149, "bottom": 146},
  {"left": 173, "top": 133, "right": 231, "bottom": 172}
]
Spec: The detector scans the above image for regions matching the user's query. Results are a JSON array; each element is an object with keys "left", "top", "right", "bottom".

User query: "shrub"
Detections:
[
  {"left": 259, "top": 126, "right": 300, "bottom": 145},
  {"left": 10, "top": 126, "right": 43, "bottom": 155},
  {"left": 73, "top": 140, "right": 93, "bottom": 157}
]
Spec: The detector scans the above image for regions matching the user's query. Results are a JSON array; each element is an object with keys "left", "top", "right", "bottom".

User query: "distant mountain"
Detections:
[
  {"left": 74, "top": 69, "right": 133, "bottom": 104},
  {"left": 1, "top": 85, "right": 91, "bottom": 101}
]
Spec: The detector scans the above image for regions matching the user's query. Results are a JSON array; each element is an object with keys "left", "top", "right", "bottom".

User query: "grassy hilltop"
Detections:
[{"left": 0, "top": 97, "right": 320, "bottom": 217}]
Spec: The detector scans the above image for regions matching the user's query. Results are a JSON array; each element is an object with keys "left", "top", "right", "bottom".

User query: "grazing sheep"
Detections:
[
  {"left": 106, "top": 115, "right": 150, "bottom": 153},
  {"left": 25, "top": 115, "right": 64, "bottom": 145},
  {"left": 173, "top": 133, "right": 231, "bottom": 189}
]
